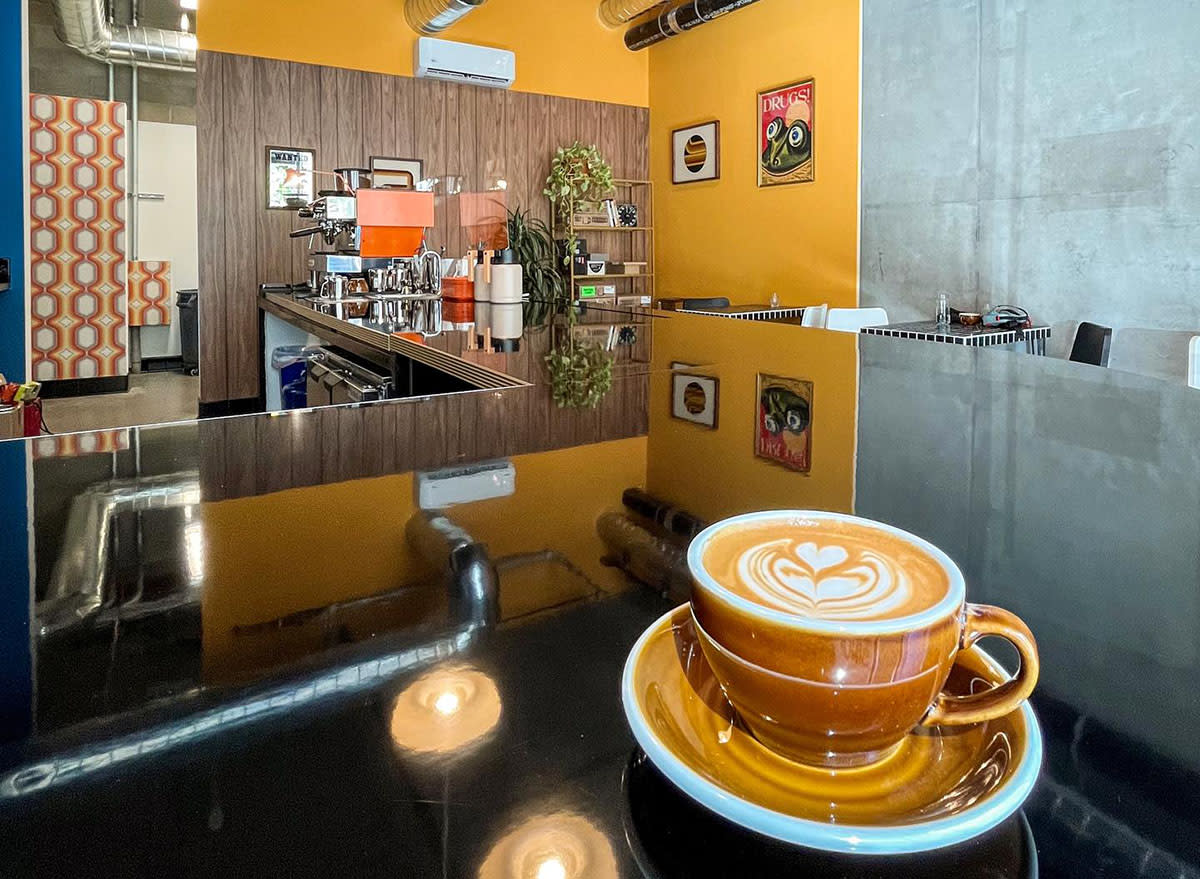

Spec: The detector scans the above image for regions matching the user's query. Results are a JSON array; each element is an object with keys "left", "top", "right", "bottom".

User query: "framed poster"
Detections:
[
  {"left": 758, "top": 79, "right": 814, "bottom": 187},
  {"left": 266, "top": 146, "right": 314, "bottom": 209},
  {"left": 755, "top": 373, "right": 812, "bottom": 472},
  {"left": 671, "top": 373, "right": 719, "bottom": 428},
  {"left": 371, "top": 156, "right": 424, "bottom": 189},
  {"left": 671, "top": 121, "right": 720, "bottom": 184}
]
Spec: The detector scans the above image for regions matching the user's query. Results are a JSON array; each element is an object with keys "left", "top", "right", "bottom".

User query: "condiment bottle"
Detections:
[{"left": 473, "top": 244, "right": 492, "bottom": 303}]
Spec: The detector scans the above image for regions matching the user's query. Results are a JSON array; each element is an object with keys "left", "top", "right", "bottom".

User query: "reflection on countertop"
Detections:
[{"left": 2, "top": 331, "right": 1200, "bottom": 876}]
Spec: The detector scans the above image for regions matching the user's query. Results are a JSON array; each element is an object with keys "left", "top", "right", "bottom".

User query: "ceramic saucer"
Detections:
[{"left": 621, "top": 604, "right": 1043, "bottom": 855}]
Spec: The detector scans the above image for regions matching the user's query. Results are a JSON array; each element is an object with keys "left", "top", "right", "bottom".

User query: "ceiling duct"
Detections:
[
  {"left": 597, "top": 0, "right": 669, "bottom": 28},
  {"left": 405, "top": 0, "right": 488, "bottom": 35},
  {"left": 53, "top": 0, "right": 196, "bottom": 70},
  {"left": 624, "top": 0, "right": 762, "bottom": 50}
]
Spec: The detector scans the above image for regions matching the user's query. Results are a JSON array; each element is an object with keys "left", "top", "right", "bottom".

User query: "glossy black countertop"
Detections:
[{"left": 1, "top": 324, "right": 1198, "bottom": 878}]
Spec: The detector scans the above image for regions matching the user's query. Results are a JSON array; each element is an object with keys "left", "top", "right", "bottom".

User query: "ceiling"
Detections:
[{"left": 31, "top": 0, "right": 194, "bottom": 33}]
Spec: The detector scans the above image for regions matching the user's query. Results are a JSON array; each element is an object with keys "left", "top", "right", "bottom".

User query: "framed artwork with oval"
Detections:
[
  {"left": 671, "top": 121, "right": 721, "bottom": 184},
  {"left": 758, "top": 78, "right": 814, "bottom": 187},
  {"left": 755, "top": 373, "right": 812, "bottom": 473},
  {"left": 671, "top": 372, "right": 719, "bottom": 428}
]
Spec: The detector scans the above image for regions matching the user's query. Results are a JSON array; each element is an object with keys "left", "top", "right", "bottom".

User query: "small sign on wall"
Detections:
[{"left": 266, "top": 146, "right": 314, "bottom": 209}]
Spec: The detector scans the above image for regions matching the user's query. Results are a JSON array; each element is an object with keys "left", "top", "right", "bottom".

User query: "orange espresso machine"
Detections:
[{"left": 294, "top": 180, "right": 438, "bottom": 299}]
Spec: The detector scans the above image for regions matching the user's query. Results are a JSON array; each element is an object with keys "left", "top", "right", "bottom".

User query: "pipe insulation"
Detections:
[
  {"left": 405, "top": 0, "right": 488, "bottom": 35},
  {"left": 624, "top": 0, "right": 763, "bottom": 50},
  {"left": 53, "top": 0, "right": 196, "bottom": 70}
]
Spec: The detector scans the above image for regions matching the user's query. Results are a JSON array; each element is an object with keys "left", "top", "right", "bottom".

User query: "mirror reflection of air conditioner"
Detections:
[{"left": 415, "top": 37, "right": 516, "bottom": 89}]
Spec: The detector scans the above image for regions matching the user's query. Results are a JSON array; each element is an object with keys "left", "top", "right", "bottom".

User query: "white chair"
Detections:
[
  {"left": 1189, "top": 336, "right": 1200, "bottom": 389},
  {"left": 824, "top": 307, "right": 889, "bottom": 333},
  {"left": 800, "top": 304, "right": 828, "bottom": 328}
]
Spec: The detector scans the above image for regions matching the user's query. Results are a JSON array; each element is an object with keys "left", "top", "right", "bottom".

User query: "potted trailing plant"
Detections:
[{"left": 544, "top": 141, "right": 615, "bottom": 266}]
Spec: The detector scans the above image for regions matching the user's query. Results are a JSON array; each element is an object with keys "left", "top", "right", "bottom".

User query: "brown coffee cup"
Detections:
[{"left": 687, "top": 511, "right": 1039, "bottom": 768}]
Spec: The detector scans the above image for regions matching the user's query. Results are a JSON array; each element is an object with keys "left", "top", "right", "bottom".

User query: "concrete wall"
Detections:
[
  {"left": 855, "top": 334, "right": 1200, "bottom": 769},
  {"left": 860, "top": 0, "right": 1200, "bottom": 381}
]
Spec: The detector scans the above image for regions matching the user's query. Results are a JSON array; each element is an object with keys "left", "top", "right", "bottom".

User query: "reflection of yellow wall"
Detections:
[
  {"left": 648, "top": 0, "right": 860, "bottom": 305},
  {"left": 450, "top": 436, "right": 649, "bottom": 599},
  {"left": 646, "top": 312, "right": 857, "bottom": 522},
  {"left": 199, "top": 437, "right": 648, "bottom": 682},
  {"left": 197, "top": 0, "right": 649, "bottom": 107}
]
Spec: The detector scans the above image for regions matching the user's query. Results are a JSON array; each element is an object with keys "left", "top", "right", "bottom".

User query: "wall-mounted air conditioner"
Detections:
[{"left": 414, "top": 37, "right": 516, "bottom": 89}]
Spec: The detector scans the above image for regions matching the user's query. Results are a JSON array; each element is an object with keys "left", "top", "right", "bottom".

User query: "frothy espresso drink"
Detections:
[
  {"left": 700, "top": 516, "right": 951, "bottom": 624},
  {"left": 687, "top": 511, "right": 1040, "bottom": 768}
]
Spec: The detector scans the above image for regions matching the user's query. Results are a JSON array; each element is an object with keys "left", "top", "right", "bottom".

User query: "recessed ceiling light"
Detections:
[
  {"left": 179, "top": 12, "right": 190, "bottom": 31},
  {"left": 179, "top": 0, "right": 198, "bottom": 10}
]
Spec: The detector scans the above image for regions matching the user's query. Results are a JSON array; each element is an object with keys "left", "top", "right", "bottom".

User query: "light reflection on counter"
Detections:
[
  {"left": 478, "top": 811, "right": 618, "bottom": 879},
  {"left": 389, "top": 665, "right": 501, "bottom": 756}
]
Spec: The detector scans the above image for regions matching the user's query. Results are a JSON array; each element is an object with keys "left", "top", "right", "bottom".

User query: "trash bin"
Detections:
[
  {"left": 271, "top": 345, "right": 308, "bottom": 410},
  {"left": 177, "top": 288, "right": 199, "bottom": 376}
]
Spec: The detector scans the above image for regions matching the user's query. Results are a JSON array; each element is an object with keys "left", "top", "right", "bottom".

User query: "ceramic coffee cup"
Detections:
[{"left": 688, "top": 510, "right": 1038, "bottom": 768}]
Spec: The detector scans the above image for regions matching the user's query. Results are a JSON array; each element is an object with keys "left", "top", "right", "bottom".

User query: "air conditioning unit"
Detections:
[{"left": 415, "top": 37, "right": 515, "bottom": 89}]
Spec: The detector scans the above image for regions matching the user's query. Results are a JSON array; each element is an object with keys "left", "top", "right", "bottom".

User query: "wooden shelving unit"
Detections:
[{"left": 552, "top": 179, "right": 654, "bottom": 307}]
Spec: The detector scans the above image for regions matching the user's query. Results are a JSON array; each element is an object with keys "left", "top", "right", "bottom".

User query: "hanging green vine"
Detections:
[
  {"left": 544, "top": 141, "right": 615, "bottom": 267},
  {"left": 546, "top": 336, "right": 614, "bottom": 410}
]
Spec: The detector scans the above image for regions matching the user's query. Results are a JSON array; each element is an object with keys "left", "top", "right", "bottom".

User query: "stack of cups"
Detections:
[
  {"left": 474, "top": 246, "right": 492, "bottom": 349},
  {"left": 686, "top": 510, "right": 1040, "bottom": 768}
]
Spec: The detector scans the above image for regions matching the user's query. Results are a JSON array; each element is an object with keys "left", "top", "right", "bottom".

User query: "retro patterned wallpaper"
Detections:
[
  {"left": 127, "top": 260, "right": 172, "bottom": 327},
  {"left": 29, "top": 94, "right": 128, "bottom": 382}
]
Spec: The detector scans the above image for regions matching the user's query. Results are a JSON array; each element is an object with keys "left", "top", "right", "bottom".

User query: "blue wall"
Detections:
[
  {"left": 0, "top": 0, "right": 25, "bottom": 380},
  {"left": 0, "top": 0, "right": 32, "bottom": 741}
]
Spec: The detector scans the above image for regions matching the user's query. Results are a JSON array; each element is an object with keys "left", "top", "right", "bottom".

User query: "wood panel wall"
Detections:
[
  {"left": 197, "top": 50, "right": 650, "bottom": 406},
  {"left": 198, "top": 382, "right": 649, "bottom": 503}
]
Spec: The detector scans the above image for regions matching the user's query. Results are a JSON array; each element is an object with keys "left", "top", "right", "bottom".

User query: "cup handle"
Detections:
[{"left": 922, "top": 603, "right": 1039, "bottom": 727}]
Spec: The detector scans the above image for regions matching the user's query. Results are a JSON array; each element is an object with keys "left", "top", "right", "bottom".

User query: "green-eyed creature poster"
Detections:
[
  {"left": 755, "top": 374, "right": 813, "bottom": 473},
  {"left": 758, "top": 79, "right": 814, "bottom": 187}
]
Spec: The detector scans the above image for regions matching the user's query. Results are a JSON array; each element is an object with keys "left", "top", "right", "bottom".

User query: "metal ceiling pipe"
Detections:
[
  {"left": 405, "top": 0, "right": 488, "bottom": 35},
  {"left": 624, "top": 0, "right": 762, "bottom": 50},
  {"left": 53, "top": 0, "right": 196, "bottom": 71},
  {"left": 598, "top": 0, "right": 668, "bottom": 28},
  {"left": 38, "top": 472, "right": 202, "bottom": 638}
]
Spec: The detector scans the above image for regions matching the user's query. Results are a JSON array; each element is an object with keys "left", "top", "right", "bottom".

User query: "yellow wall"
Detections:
[
  {"left": 647, "top": 312, "right": 857, "bottom": 523},
  {"left": 648, "top": 0, "right": 860, "bottom": 306},
  {"left": 198, "top": 437, "right": 648, "bottom": 681},
  {"left": 197, "top": 0, "right": 649, "bottom": 107}
]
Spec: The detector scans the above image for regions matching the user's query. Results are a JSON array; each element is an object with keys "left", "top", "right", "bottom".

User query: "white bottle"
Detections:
[{"left": 489, "top": 249, "right": 524, "bottom": 305}]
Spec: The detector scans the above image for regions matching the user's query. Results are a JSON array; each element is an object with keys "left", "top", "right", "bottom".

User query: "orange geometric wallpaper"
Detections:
[
  {"left": 29, "top": 94, "right": 128, "bottom": 382},
  {"left": 128, "top": 260, "right": 172, "bottom": 326},
  {"left": 32, "top": 429, "right": 130, "bottom": 459}
]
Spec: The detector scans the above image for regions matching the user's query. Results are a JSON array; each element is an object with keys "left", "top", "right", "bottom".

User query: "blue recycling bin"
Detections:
[{"left": 271, "top": 346, "right": 308, "bottom": 410}]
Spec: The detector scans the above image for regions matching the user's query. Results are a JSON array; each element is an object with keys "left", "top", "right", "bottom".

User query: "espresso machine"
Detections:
[{"left": 291, "top": 168, "right": 443, "bottom": 335}]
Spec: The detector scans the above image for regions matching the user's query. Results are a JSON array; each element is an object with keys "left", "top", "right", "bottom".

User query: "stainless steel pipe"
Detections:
[
  {"left": 404, "top": 0, "right": 488, "bottom": 35},
  {"left": 53, "top": 0, "right": 196, "bottom": 70},
  {"left": 598, "top": 0, "right": 668, "bottom": 28}
]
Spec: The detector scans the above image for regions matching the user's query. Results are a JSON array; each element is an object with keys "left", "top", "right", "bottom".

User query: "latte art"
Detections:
[
  {"left": 736, "top": 539, "right": 915, "bottom": 620},
  {"left": 701, "top": 519, "right": 951, "bottom": 623}
]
